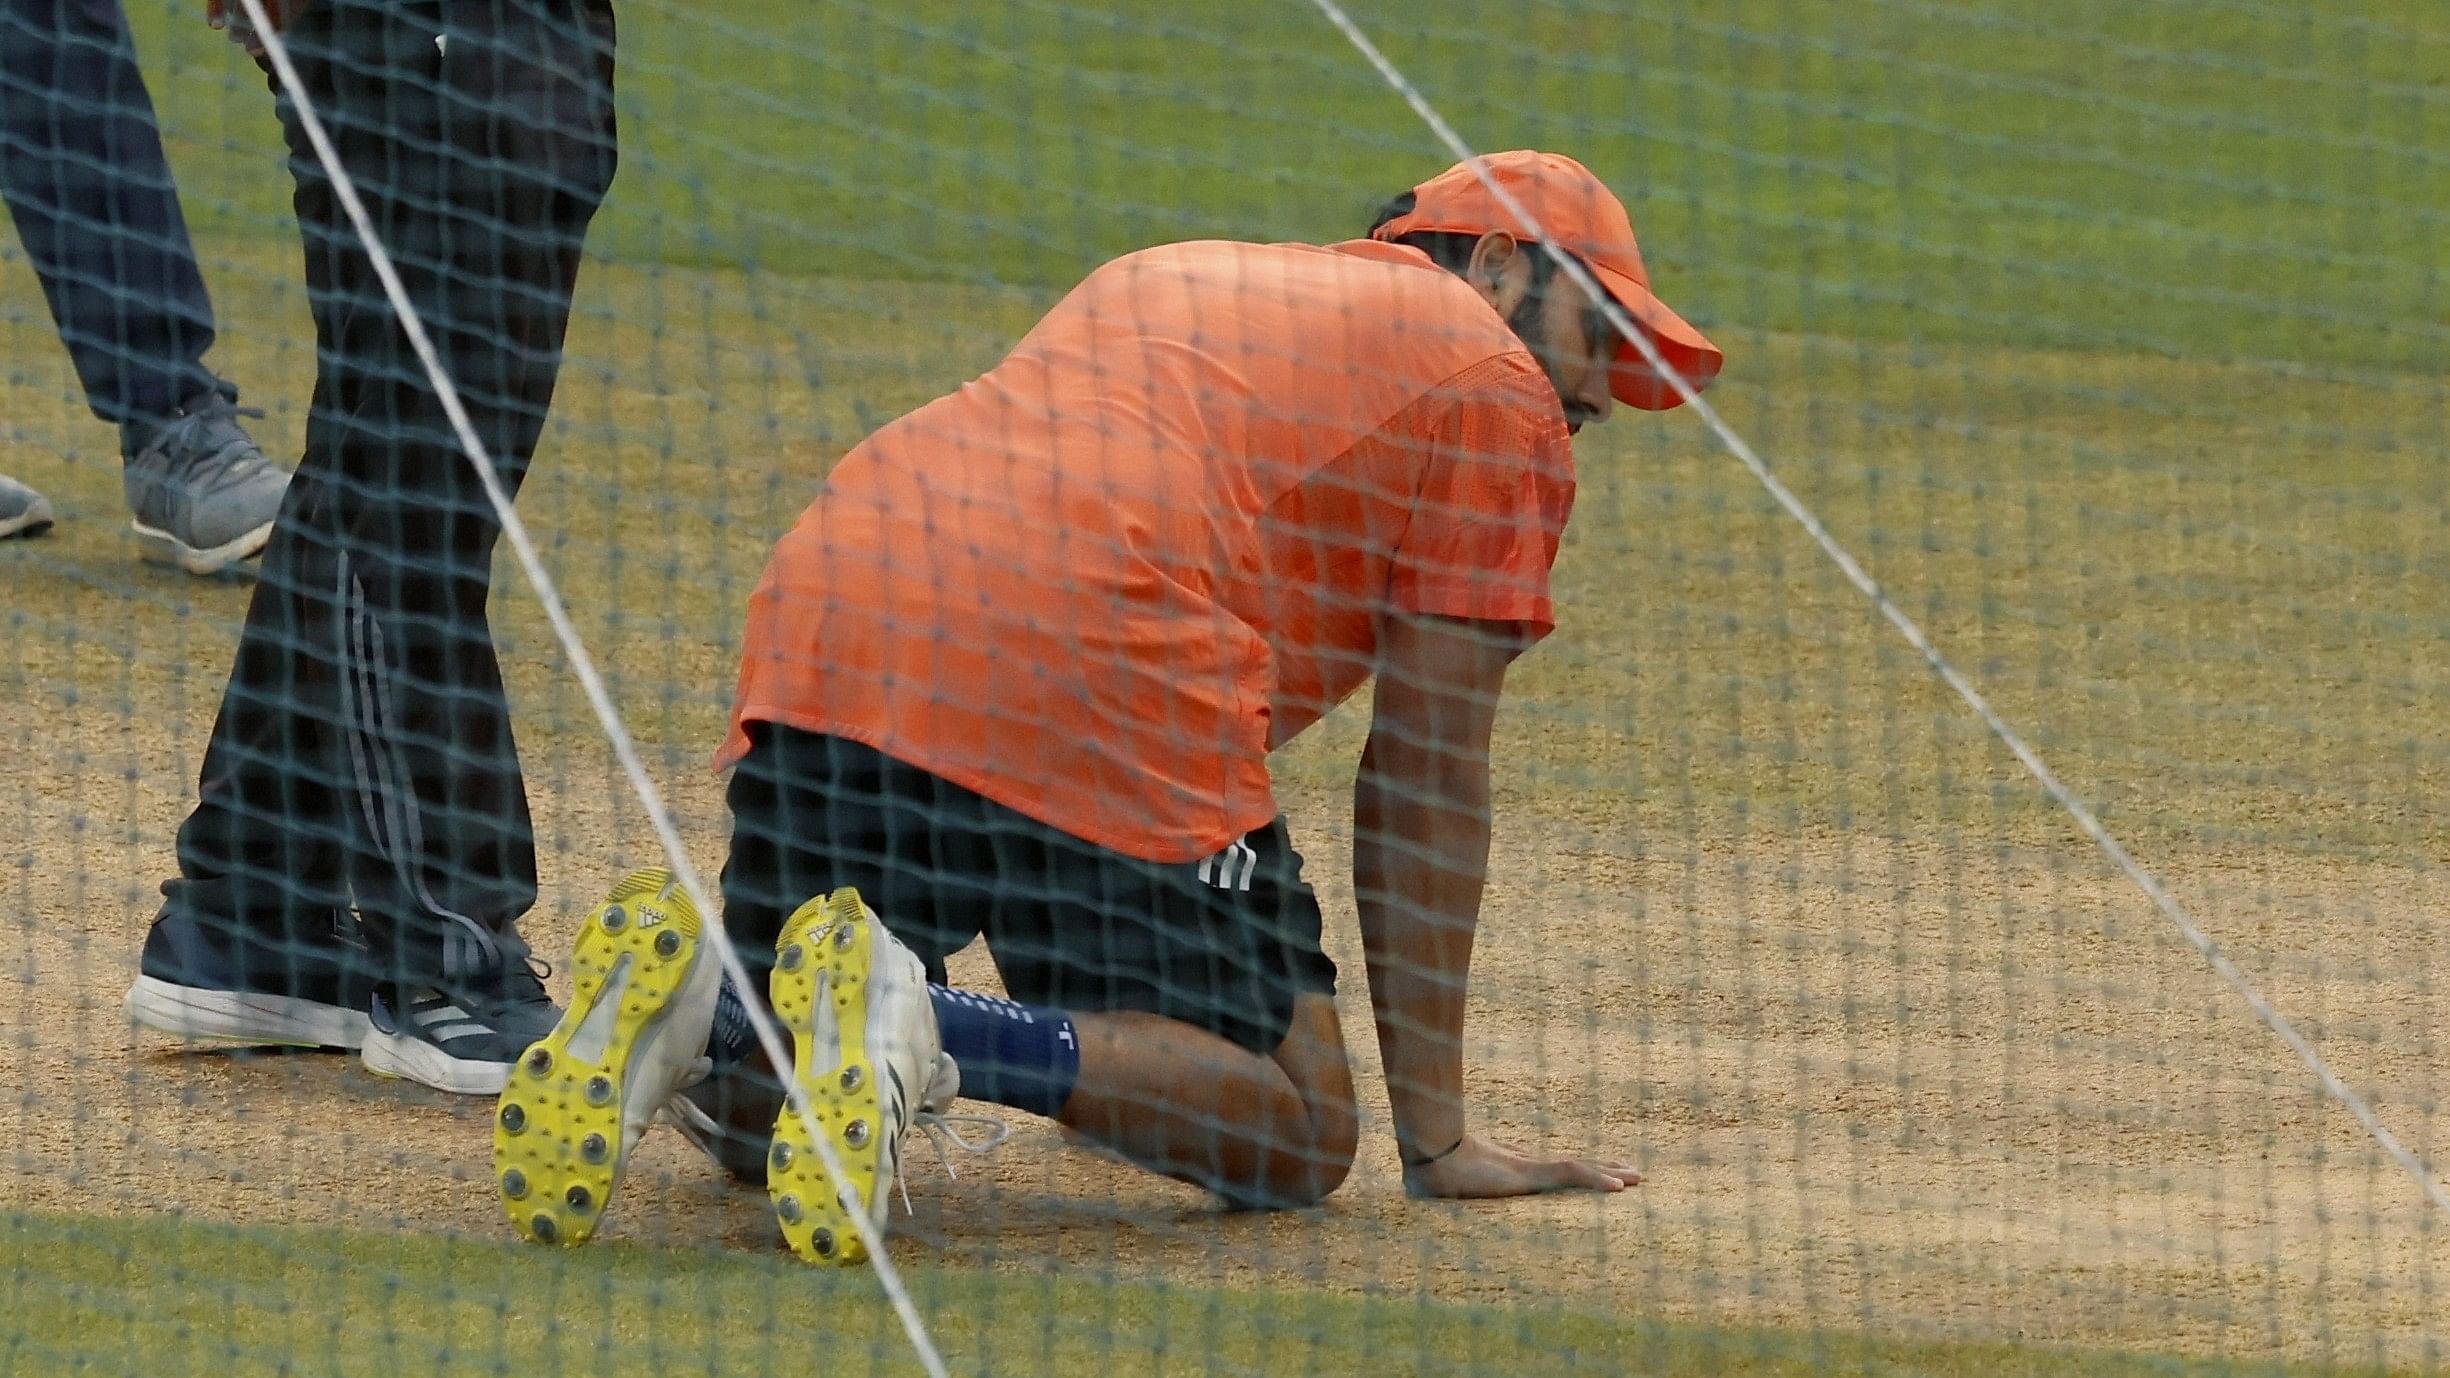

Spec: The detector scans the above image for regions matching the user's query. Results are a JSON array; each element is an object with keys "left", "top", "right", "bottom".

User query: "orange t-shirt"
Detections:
[{"left": 720, "top": 238, "right": 1577, "bottom": 862}]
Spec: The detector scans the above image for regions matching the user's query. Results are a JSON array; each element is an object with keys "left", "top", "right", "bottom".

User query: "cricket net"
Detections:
[{"left": 3, "top": 2, "right": 2446, "bottom": 1375}]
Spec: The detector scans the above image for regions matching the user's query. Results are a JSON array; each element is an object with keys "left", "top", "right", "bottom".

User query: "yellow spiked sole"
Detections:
[
  {"left": 494, "top": 867, "right": 703, "bottom": 1247},
  {"left": 766, "top": 888, "right": 886, "bottom": 1266}
]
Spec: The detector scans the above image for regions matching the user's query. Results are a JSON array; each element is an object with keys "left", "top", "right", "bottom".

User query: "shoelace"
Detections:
[
  {"left": 898, "top": 1111, "right": 1012, "bottom": 1215},
  {"left": 149, "top": 399, "right": 272, "bottom": 482},
  {"left": 657, "top": 1061, "right": 1012, "bottom": 1217},
  {"left": 660, "top": 1079, "right": 721, "bottom": 1147},
  {"left": 476, "top": 956, "right": 555, "bottom": 1012}
]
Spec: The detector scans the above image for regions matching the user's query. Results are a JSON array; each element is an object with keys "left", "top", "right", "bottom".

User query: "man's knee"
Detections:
[
  {"left": 1247, "top": 992, "right": 1358, "bottom": 1208},
  {"left": 1217, "top": 1090, "right": 1356, "bottom": 1211},
  {"left": 1284, "top": 1099, "right": 1360, "bottom": 1207}
]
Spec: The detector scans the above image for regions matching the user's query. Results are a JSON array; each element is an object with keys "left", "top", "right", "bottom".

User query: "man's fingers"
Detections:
[
  {"left": 205, "top": 0, "right": 226, "bottom": 29},
  {"left": 1406, "top": 1138, "right": 1642, "bottom": 1198},
  {"left": 1540, "top": 1156, "right": 1629, "bottom": 1193}
]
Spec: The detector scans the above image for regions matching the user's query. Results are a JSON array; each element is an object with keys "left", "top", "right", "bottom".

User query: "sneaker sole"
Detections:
[
  {"left": 132, "top": 517, "right": 273, "bottom": 576},
  {"left": 362, "top": 1029, "right": 516, "bottom": 1097},
  {"left": 767, "top": 888, "right": 888, "bottom": 1266},
  {"left": 126, "top": 975, "right": 371, "bottom": 1051},
  {"left": 496, "top": 868, "right": 708, "bottom": 1247},
  {"left": 0, "top": 504, "right": 54, "bottom": 541}
]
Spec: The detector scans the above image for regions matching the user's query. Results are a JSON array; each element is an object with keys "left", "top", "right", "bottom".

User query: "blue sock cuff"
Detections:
[{"left": 927, "top": 984, "right": 1080, "bottom": 1119}]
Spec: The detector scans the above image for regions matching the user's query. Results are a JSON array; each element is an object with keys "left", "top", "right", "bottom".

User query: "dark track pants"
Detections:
[
  {"left": 0, "top": 0, "right": 226, "bottom": 424},
  {"left": 161, "top": 0, "right": 617, "bottom": 984}
]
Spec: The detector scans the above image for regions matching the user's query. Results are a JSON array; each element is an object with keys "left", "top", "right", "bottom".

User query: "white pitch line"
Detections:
[
  {"left": 229, "top": 4, "right": 955, "bottom": 1371},
  {"left": 1304, "top": 0, "right": 2450, "bottom": 1221}
]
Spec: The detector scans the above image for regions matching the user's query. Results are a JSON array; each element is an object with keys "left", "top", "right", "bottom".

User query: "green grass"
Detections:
[
  {"left": 0, "top": 1210, "right": 2410, "bottom": 1378},
  {"left": 126, "top": 0, "right": 2449, "bottom": 371}
]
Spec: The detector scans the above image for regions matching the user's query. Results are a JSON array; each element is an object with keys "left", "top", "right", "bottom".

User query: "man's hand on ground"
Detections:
[{"left": 1401, "top": 1132, "right": 1638, "bottom": 1199}]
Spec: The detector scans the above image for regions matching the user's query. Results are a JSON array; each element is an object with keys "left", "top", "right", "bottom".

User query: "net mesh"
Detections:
[{"left": 4, "top": 1, "right": 2446, "bottom": 1375}]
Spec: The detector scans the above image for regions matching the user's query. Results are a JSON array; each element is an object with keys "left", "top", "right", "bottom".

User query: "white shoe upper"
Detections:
[
  {"left": 617, "top": 919, "right": 725, "bottom": 1162},
  {"left": 853, "top": 918, "right": 947, "bottom": 1226},
  {"left": 657, "top": 904, "right": 1003, "bottom": 1221}
]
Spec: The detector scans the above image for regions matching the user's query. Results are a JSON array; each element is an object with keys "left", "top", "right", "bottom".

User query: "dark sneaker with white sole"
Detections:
[
  {"left": 363, "top": 961, "right": 563, "bottom": 1097},
  {"left": 122, "top": 394, "right": 291, "bottom": 575},
  {"left": 126, "top": 909, "right": 377, "bottom": 1052}
]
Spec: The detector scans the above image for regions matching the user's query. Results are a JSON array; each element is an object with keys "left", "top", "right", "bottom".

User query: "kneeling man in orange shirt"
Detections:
[{"left": 493, "top": 151, "right": 1723, "bottom": 1264}]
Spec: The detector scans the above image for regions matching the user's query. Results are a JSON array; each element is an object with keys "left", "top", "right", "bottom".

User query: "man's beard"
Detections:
[
  {"left": 1506, "top": 291, "right": 1596, "bottom": 429},
  {"left": 1504, "top": 292, "right": 1549, "bottom": 359}
]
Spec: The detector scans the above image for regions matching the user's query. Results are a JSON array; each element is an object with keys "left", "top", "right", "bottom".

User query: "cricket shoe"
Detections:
[
  {"left": 361, "top": 922, "right": 563, "bottom": 1096},
  {"left": 764, "top": 887, "right": 956, "bottom": 1266},
  {"left": 494, "top": 869, "right": 721, "bottom": 1247},
  {"left": 126, "top": 908, "right": 376, "bottom": 1051}
]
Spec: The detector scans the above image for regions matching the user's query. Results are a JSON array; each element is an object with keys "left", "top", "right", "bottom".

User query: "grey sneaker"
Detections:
[
  {"left": 122, "top": 395, "right": 291, "bottom": 575},
  {"left": 0, "top": 475, "right": 53, "bottom": 540}
]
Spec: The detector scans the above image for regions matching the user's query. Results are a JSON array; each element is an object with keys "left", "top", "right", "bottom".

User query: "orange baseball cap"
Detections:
[{"left": 1370, "top": 150, "right": 1723, "bottom": 411}]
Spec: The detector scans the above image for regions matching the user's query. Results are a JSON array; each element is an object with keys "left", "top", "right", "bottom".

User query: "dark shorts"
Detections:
[{"left": 721, "top": 723, "right": 1337, "bottom": 1056}]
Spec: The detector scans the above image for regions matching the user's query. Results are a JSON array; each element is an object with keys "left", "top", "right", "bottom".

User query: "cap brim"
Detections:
[{"left": 1593, "top": 263, "right": 1722, "bottom": 411}]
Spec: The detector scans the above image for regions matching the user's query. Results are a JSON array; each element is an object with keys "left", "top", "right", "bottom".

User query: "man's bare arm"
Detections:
[{"left": 1355, "top": 610, "right": 1635, "bottom": 1198}]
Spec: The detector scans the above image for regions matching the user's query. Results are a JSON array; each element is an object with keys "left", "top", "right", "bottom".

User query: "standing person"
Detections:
[
  {"left": 1, "top": 0, "right": 289, "bottom": 571},
  {"left": 489, "top": 152, "right": 1722, "bottom": 1262},
  {"left": 123, "top": 0, "right": 620, "bottom": 1095}
]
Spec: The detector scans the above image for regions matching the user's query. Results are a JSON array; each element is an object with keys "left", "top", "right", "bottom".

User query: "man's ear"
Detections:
[{"left": 1465, "top": 231, "right": 1522, "bottom": 308}]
